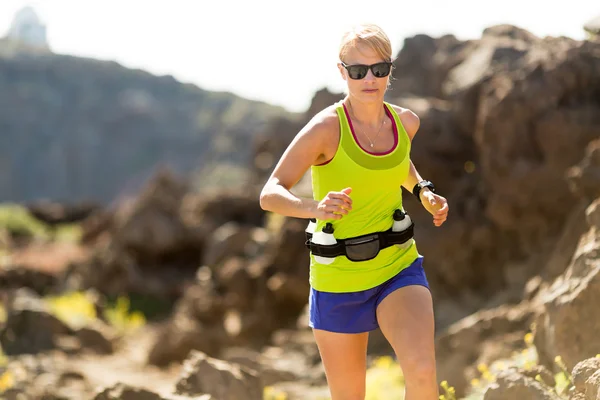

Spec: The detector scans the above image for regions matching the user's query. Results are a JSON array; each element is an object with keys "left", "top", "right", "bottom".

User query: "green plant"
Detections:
[
  {"left": 0, "top": 301, "right": 6, "bottom": 324},
  {"left": 0, "top": 370, "right": 14, "bottom": 393},
  {"left": 45, "top": 291, "right": 97, "bottom": 329},
  {"left": 103, "top": 296, "right": 145, "bottom": 332},
  {"left": 0, "top": 341, "right": 12, "bottom": 394},
  {"left": 443, "top": 327, "right": 540, "bottom": 399},
  {"left": 45, "top": 291, "right": 145, "bottom": 332},
  {"left": 440, "top": 380, "right": 457, "bottom": 400},
  {"left": 263, "top": 386, "right": 288, "bottom": 400},
  {"left": 365, "top": 356, "right": 405, "bottom": 400},
  {"left": 553, "top": 356, "right": 573, "bottom": 397},
  {"left": 0, "top": 203, "right": 82, "bottom": 243},
  {"left": 0, "top": 204, "right": 48, "bottom": 239}
]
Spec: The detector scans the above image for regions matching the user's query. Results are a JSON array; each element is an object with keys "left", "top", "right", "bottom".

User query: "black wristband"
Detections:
[{"left": 412, "top": 181, "right": 435, "bottom": 203}]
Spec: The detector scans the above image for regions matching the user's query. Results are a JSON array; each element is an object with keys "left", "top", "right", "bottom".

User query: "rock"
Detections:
[
  {"left": 93, "top": 382, "right": 209, "bottom": 400},
  {"left": 113, "top": 168, "right": 194, "bottom": 258},
  {"left": 570, "top": 393, "right": 587, "bottom": 400},
  {"left": 521, "top": 365, "right": 557, "bottom": 389},
  {"left": 67, "top": 170, "right": 267, "bottom": 302},
  {"left": 539, "top": 200, "right": 590, "bottom": 283},
  {"left": 220, "top": 346, "right": 298, "bottom": 387},
  {"left": 93, "top": 383, "right": 164, "bottom": 400},
  {"left": 188, "top": 188, "right": 266, "bottom": 231},
  {"left": 484, "top": 369, "right": 561, "bottom": 400},
  {"left": 146, "top": 311, "right": 226, "bottom": 367},
  {"left": 0, "top": 287, "right": 118, "bottom": 358},
  {"left": 0, "top": 352, "right": 94, "bottom": 399},
  {"left": 73, "top": 319, "right": 116, "bottom": 354},
  {"left": 385, "top": 27, "right": 600, "bottom": 326},
  {"left": 147, "top": 215, "right": 312, "bottom": 367},
  {"left": 585, "top": 369, "right": 600, "bottom": 400},
  {"left": 567, "top": 140, "right": 600, "bottom": 201},
  {"left": 201, "top": 222, "right": 254, "bottom": 268},
  {"left": 25, "top": 200, "right": 100, "bottom": 227},
  {"left": 250, "top": 88, "right": 342, "bottom": 188},
  {"left": 534, "top": 199, "right": 600, "bottom": 371},
  {"left": 390, "top": 33, "right": 472, "bottom": 98},
  {"left": 65, "top": 169, "right": 205, "bottom": 300},
  {"left": 0, "top": 288, "right": 72, "bottom": 355},
  {"left": 0, "top": 264, "right": 59, "bottom": 295},
  {"left": 572, "top": 358, "right": 600, "bottom": 393},
  {"left": 270, "top": 329, "right": 322, "bottom": 369},
  {"left": 257, "top": 217, "right": 311, "bottom": 324},
  {"left": 435, "top": 302, "right": 534, "bottom": 396},
  {"left": 174, "top": 350, "right": 263, "bottom": 400},
  {"left": 216, "top": 257, "right": 254, "bottom": 310},
  {"left": 304, "top": 88, "right": 345, "bottom": 120},
  {"left": 587, "top": 198, "right": 600, "bottom": 231}
]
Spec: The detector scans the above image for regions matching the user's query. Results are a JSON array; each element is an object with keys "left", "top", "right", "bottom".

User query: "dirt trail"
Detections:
[{"left": 66, "top": 324, "right": 182, "bottom": 397}]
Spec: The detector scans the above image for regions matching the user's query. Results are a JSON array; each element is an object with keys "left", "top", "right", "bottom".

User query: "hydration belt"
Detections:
[{"left": 304, "top": 210, "right": 415, "bottom": 262}]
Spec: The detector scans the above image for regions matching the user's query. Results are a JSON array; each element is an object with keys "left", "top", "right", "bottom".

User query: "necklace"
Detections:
[{"left": 348, "top": 103, "right": 386, "bottom": 148}]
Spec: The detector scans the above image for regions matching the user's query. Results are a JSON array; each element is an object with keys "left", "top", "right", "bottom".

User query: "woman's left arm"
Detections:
[{"left": 395, "top": 106, "right": 449, "bottom": 227}]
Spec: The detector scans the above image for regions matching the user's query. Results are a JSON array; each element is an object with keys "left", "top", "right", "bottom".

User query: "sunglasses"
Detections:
[{"left": 341, "top": 61, "right": 393, "bottom": 80}]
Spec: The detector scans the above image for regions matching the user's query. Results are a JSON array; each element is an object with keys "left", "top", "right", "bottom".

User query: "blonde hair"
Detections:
[{"left": 338, "top": 24, "right": 393, "bottom": 63}]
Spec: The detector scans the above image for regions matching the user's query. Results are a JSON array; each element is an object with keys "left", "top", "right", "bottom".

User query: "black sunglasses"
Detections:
[{"left": 341, "top": 61, "right": 393, "bottom": 80}]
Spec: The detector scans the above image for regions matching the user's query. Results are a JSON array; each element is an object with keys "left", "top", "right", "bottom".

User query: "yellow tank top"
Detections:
[{"left": 309, "top": 101, "right": 420, "bottom": 292}]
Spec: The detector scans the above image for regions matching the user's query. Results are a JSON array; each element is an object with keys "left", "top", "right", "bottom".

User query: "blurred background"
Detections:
[{"left": 0, "top": 1, "right": 599, "bottom": 399}]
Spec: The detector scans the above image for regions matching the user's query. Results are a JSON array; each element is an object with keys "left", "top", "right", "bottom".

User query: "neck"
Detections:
[{"left": 345, "top": 95, "right": 385, "bottom": 128}]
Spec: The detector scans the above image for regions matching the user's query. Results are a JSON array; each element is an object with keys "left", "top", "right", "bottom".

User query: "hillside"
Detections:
[{"left": 0, "top": 38, "right": 296, "bottom": 203}]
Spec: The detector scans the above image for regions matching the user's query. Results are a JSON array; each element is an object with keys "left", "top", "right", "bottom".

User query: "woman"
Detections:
[{"left": 259, "top": 23, "right": 449, "bottom": 400}]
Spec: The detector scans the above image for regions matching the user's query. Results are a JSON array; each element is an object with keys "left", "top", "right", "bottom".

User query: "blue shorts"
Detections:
[{"left": 308, "top": 256, "right": 429, "bottom": 333}]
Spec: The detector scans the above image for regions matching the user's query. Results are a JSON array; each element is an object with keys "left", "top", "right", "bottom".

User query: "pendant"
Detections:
[{"left": 370, "top": 143, "right": 374, "bottom": 148}]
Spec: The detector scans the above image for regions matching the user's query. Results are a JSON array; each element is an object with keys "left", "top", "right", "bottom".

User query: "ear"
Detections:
[{"left": 337, "top": 63, "right": 348, "bottom": 82}]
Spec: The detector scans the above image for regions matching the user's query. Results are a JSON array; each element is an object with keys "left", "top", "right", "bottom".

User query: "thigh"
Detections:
[
  {"left": 313, "top": 329, "right": 369, "bottom": 400},
  {"left": 375, "top": 285, "right": 436, "bottom": 371}
]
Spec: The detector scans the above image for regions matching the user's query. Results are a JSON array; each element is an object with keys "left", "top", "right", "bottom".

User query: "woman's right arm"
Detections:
[{"left": 259, "top": 113, "right": 352, "bottom": 220}]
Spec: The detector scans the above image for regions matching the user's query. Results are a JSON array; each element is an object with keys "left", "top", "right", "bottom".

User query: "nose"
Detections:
[
  {"left": 363, "top": 68, "right": 377, "bottom": 82},
  {"left": 364, "top": 68, "right": 377, "bottom": 81}
]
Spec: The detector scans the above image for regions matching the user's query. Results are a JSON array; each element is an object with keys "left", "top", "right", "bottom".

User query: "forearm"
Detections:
[
  {"left": 401, "top": 160, "right": 426, "bottom": 193},
  {"left": 259, "top": 182, "right": 317, "bottom": 219}
]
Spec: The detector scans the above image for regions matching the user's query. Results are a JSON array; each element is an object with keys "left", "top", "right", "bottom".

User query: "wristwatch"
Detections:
[{"left": 412, "top": 180, "right": 435, "bottom": 203}]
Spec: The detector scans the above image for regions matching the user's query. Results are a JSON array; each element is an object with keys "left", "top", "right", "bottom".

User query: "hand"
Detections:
[
  {"left": 420, "top": 190, "right": 449, "bottom": 227},
  {"left": 314, "top": 187, "right": 353, "bottom": 220}
]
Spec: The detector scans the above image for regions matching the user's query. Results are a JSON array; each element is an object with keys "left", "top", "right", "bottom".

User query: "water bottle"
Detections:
[
  {"left": 392, "top": 209, "right": 414, "bottom": 249},
  {"left": 305, "top": 218, "right": 317, "bottom": 239},
  {"left": 310, "top": 222, "right": 337, "bottom": 264}
]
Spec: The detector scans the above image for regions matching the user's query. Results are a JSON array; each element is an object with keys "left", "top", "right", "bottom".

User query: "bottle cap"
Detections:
[
  {"left": 323, "top": 222, "right": 334, "bottom": 234},
  {"left": 393, "top": 209, "right": 405, "bottom": 221}
]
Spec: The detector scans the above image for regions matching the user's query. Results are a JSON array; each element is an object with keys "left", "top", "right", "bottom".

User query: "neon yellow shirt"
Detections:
[{"left": 309, "top": 101, "right": 420, "bottom": 293}]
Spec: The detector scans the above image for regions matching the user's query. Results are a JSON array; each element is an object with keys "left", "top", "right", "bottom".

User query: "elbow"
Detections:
[{"left": 259, "top": 186, "right": 271, "bottom": 211}]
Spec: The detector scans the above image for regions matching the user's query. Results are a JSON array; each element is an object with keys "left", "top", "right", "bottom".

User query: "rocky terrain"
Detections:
[{"left": 0, "top": 23, "right": 599, "bottom": 399}]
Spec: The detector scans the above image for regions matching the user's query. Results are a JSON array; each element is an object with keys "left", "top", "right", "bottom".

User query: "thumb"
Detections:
[{"left": 341, "top": 187, "right": 352, "bottom": 195}]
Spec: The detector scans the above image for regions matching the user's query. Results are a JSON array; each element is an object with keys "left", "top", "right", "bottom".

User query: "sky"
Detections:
[{"left": 0, "top": 0, "right": 597, "bottom": 113}]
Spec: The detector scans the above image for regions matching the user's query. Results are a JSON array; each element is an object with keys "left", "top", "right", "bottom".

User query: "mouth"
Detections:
[{"left": 362, "top": 89, "right": 378, "bottom": 93}]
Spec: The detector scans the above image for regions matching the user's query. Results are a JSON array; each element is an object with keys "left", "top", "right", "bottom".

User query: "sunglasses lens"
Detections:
[
  {"left": 348, "top": 65, "right": 368, "bottom": 80},
  {"left": 372, "top": 63, "right": 391, "bottom": 77}
]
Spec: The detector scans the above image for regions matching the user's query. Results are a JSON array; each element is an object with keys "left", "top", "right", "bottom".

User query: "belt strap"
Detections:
[{"left": 305, "top": 223, "right": 414, "bottom": 258}]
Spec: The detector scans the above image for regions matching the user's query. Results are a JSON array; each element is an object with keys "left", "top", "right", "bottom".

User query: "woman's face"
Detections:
[{"left": 338, "top": 42, "right": 391, "bottom": 104}]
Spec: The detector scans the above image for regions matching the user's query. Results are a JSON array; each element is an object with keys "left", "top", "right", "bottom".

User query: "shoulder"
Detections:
[
  {"left": 388, "top": 103, "right": 420, "bottom": 141},
  {"left": 299, "top": 103, "right": 341, "bottom": 141}
]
